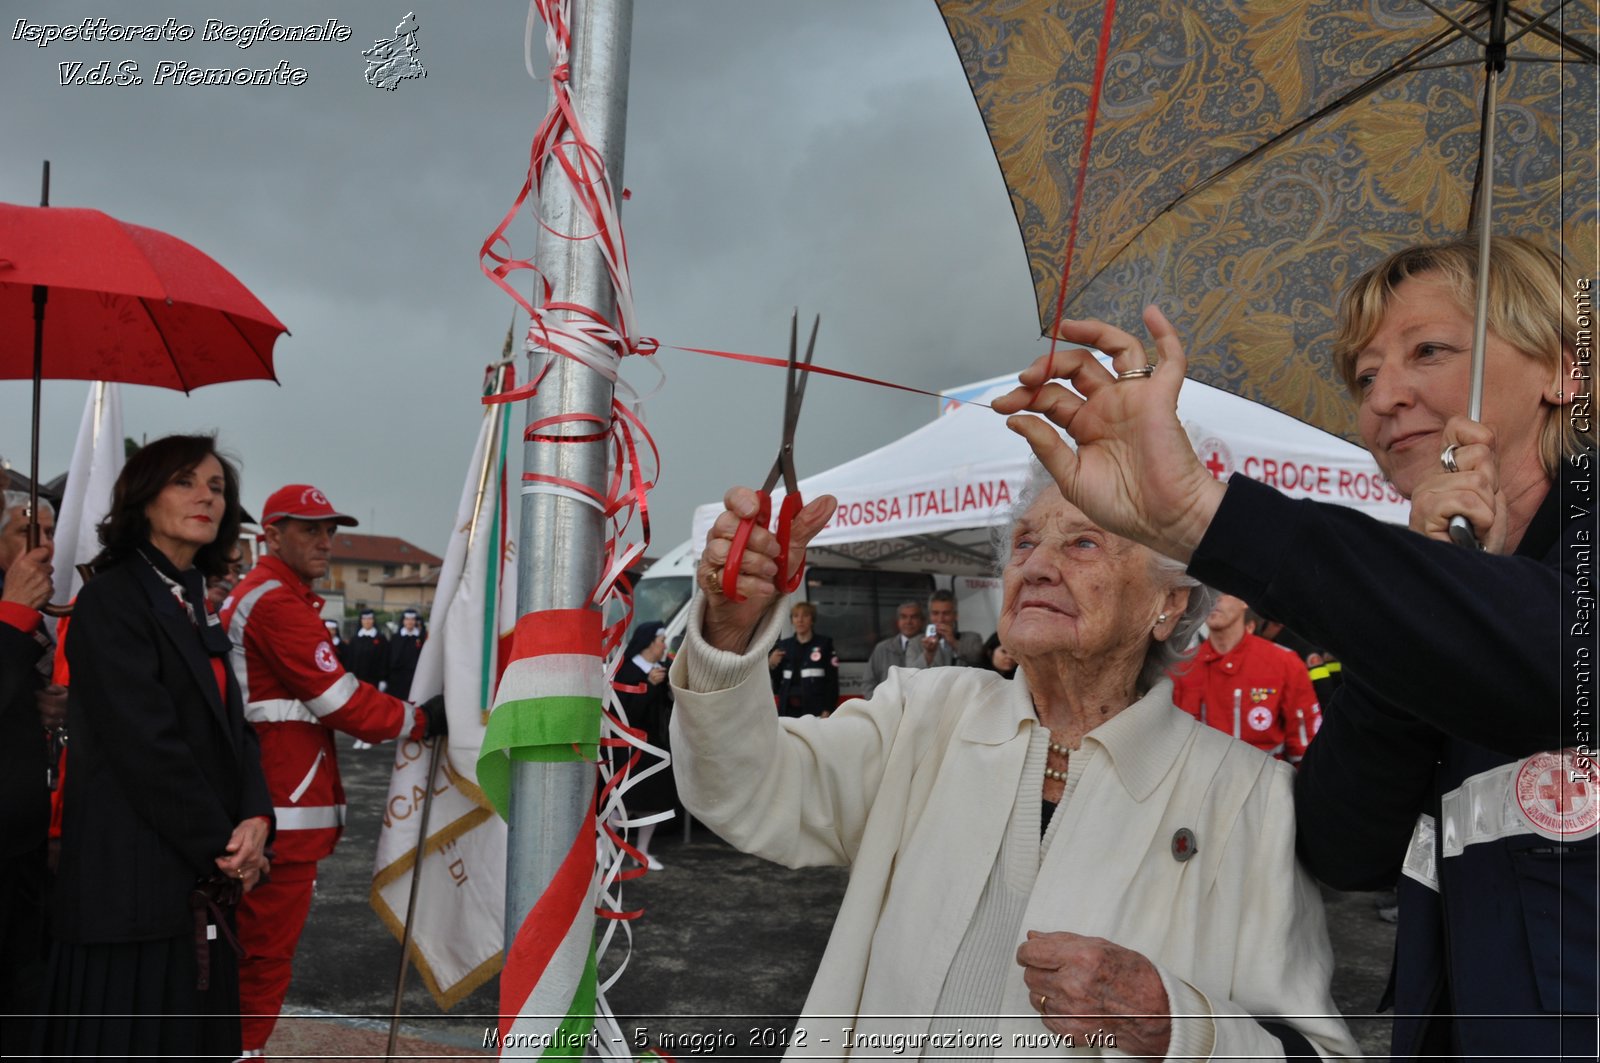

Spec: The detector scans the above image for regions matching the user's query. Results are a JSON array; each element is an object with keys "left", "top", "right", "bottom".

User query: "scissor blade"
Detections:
[{"left": 784, "top": 313, "right": 819, "bottom": 434}]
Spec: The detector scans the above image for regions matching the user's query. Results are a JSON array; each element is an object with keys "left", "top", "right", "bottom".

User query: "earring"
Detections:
[{"left": 1156, "top": 612, "right": 1169, "bottom": 625}]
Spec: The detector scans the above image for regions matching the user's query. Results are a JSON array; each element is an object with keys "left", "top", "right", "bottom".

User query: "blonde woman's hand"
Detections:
[{"left": 1409, "top": 416, "right": 1507, "bottom": 553}]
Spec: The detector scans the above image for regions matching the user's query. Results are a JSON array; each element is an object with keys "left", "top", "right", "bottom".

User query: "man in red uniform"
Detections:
[
  {"left": 220, "top": 484, "right": 444, "bottom": 1056},
  {"left": 1171, "top": 593, "right": 1321, "bottom": 762}
]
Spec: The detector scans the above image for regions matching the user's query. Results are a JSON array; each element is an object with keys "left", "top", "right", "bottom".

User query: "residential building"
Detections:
[{"left": 321, "top": 532, "right": 442, "bottom": 615}]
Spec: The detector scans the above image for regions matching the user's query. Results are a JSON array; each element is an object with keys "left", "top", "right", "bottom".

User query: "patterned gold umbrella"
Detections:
[{"left": 938, "top": 0, "right": 1596, "bottom": 440}]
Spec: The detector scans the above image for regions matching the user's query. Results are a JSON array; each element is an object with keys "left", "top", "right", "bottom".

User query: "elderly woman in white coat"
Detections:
[{"left": 671, "top": 468, "right": 1356, "bottom": 1061}]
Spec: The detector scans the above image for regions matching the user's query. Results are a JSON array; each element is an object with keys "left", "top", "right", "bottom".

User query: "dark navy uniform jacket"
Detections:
[
  {"left": 1189, "top": 462, "right": 1597, "bottom": 1062},
  {"left": 770, "top": 634, "right": 839, "bottom": 717}
]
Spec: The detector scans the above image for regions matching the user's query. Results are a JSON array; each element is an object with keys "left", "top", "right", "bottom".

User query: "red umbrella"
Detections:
[
  {"left": 0, "top": 206, "right": 287, "bottom": 389},
  {"left": 0, "top": 169, "right": 288, "bottom": 577},
  {"left": 1, "top": 180, "right": 288, "bottom": 541}
]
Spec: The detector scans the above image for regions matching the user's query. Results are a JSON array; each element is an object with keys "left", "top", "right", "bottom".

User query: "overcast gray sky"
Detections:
[{"left": 2, "top": 0, "right": 1049, "bottom": 557}]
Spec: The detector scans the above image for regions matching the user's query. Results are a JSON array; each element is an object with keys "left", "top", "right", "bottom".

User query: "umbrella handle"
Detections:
[
  {"left": 1446, "top": 514, "right": 1482, "bottom": 551},
  {"left": 26, "top": 516, "right": 78, "bottom": 615},
  {"left": 38, "top": 564, "right": 94, "bottom": 618}
]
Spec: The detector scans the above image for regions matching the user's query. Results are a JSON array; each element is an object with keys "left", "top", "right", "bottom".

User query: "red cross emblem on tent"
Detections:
[
  {"left": 1515, "top": 750, "right": 1600, "bottom": 839},
  {"left": 1195, "top": 436, "right": 1234, "bottom": 481}
]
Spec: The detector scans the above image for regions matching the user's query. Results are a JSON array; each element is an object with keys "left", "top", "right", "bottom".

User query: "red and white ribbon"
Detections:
[{"left": 480, "top": 1, "right": 671, "bottom": 1057}]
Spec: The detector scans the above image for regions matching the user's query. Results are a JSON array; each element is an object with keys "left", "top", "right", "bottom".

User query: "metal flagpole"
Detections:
[{"left": 507, "top": 0, "right": 634, "bottom": 1009}]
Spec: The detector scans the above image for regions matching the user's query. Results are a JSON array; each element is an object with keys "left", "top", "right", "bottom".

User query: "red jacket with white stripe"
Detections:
[
  {"left": 220, "top": 555, "right": 427, "bottom": 863},
  {"left": 1170, "top": 632, "right": 1322, "bottom": 762}
]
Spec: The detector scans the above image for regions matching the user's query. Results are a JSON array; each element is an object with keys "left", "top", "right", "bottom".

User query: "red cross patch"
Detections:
[{"left": 1515, "top": 750, "right": 1600, "bottom": 839}]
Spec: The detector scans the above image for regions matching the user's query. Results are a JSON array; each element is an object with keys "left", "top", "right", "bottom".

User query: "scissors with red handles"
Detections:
[{"left": 722, "top": 312, "right": 819, "bottom": 604}]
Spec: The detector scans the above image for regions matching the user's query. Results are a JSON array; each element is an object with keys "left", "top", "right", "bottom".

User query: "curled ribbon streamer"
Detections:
[
  {"left": 525, "top": 410, "right": 610, "bottom": 434},
  {"left": 522, "top": 473, "right": 609, "bottom": 508},
  {"left": 486, "top": 4, "right": 668, "bottom": 1054},
  {"left": 520, "top": 483, "right": 608, "bottom": 514},
  {"left": 486, "top": 2, "right": 645, "bottom": 379}
]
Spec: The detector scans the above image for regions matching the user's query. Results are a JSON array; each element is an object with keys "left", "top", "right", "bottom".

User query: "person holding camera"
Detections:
[{"left": 926, "top": 588, "right": 985, "bottom": 666}]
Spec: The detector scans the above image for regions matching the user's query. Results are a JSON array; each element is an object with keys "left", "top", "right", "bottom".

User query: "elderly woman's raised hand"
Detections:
[
  {"left": 992, "top": 307, "right": 1226, "bottom": 564},
  {"left": 1018, "top": 930, "right": 1171, "bottom": 1060},
  {"left": 697, "top": 486, "right": 837, "bottom": 653},
  {"left": 1408, "top": 415, "right": 1508, "bottom": 553}
]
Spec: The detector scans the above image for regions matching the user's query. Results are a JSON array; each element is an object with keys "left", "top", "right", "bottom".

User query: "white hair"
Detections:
[
  {"left": 0, "top": 490, "right": 55, "bottom": 538},
  {"left": 990, "top": 461, "right": 1215, "bottom": 693}
]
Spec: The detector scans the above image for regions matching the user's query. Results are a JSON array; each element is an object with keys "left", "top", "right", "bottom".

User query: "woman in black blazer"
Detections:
[{"left": 40, "top": 435, "right": 272, "bottom": 1060}]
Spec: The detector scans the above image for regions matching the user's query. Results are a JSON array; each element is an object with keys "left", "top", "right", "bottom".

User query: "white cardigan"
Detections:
[{"left": 670, "top": 596, "right": 1358, "bottom": 1060}]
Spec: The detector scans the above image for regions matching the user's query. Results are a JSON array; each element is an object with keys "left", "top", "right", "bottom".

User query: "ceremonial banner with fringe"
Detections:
[
  {"left": 49, "top": 381, "right": 124, "bottom": 608},
  {"left": 370, "top": 363, "right": 518, "bottom": 1008}
]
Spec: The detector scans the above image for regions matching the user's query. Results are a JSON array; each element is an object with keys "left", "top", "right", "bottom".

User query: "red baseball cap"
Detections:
[{"left": 260, "top": 484, "right": 358, "bottom": 527}]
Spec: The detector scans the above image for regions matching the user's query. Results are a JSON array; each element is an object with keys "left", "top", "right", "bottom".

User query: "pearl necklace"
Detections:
[{"left": 1044, "top": 738, "right": 1072, "bottom": 782}]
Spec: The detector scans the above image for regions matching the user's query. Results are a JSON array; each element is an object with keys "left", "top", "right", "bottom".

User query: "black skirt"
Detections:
[{"left": 36, "top": 924, "right": 242, "bottom": 1061}]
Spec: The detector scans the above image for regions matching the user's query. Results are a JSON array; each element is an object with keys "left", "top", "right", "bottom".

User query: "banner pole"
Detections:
[{"left": 384, "top": 734, "right": 444, "bottom": 1060}]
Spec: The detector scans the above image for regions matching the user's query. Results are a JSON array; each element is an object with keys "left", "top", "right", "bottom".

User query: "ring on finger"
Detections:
[
  {"left": 1115, "top": 365, "right": 1155, "bottom": 381},
  {"left": 1440, "top": 443, "right": 1461, "bottom": 474},
  {"left": 1038, "top": 992, "right": 1049, "bottom": 1012}
]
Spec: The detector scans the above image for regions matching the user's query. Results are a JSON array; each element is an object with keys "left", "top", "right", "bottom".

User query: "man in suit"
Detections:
[{"left": 864, "top": 601, "right": 933, "bottom": 697}]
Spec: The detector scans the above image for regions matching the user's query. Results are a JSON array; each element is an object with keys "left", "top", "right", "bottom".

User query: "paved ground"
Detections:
[{"left": 272, "top": 734, "right": 1397, "bottom": 1059}]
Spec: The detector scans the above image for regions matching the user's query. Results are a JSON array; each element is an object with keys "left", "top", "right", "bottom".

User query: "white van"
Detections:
[{"left": 630, "top": 536, "right": 1003, "bottom": 701}]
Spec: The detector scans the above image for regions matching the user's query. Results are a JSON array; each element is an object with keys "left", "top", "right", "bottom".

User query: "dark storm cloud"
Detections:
[{"left": 2, "top": 0, "right": 1043, "bottom": 555}]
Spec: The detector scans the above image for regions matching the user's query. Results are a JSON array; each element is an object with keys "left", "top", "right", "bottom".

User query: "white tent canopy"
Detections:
[{"left": 692, "top": 372, "right": 1406, "bottom": 575}]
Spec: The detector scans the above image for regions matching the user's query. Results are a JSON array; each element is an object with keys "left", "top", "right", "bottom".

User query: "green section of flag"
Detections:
[
  {"left": 540, "top": 944, "right": 599, "bottom": 1059},
  {"left": 479, "top": 408, "right": 510, "bottom": 713},
  {"left": 477, "top": 695, "right": 601, "bottom": 818}
]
